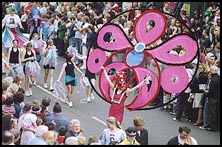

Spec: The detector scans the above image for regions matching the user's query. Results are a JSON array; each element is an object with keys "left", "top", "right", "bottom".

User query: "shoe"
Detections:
[
  {"left": 206, "top": 127, "right": 217, "bottom": 132},
  {"left": 194, "top": 121, "right": 203, "bottom": 126},
  {"left": 33, "top": 81, "right": 36, "bottom": 86},
  {"left": 170, "top": 112, "right": 176, "bottom": 116},
  {"left": 49, "top": 86, "right": 54, "bottom": 91},
  {"left": 173, "top": 117, "right": 180, "bottom": 122},
  {"left": 69, "top": 102, "right": 73, "bottom": 107},
  {"left": 29, "top": 88, "right": 32, "bottom": 96},
  {"left": 65, "top": 99, "right": 69, "bottom": 105},
  {"left": 44, "top": 83, "right": 48, "bottom": 89},
  {"left": 186, "top": 118, "right": 192, "bottom": 122},
  {"left": 199, "top": 126, "right": 206, "bottom": 130},
  {"left": 90, "top": 93, "right": 95, "bottom": 100},
  {"left": 87, "top": 97, "right": 91, "bottom": 102},
  {"left": 25, "top": 90, "right": 30, "bottom": 97}
]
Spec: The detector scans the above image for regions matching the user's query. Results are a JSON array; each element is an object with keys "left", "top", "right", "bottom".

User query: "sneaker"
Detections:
[
  {"left": 25, "top": 90, "right": 30, "bottom": 97},
  {"left": 173, "top": 117, "right": 180, "bottom": 122},
  {"left": 33, "top": 81, "right": 36, "bottom": 86},
  {"left": 29, "top": 88, "right": 32, "bottom": 96},
  {"left": 65, "top": 99, "right": 69, "bottom": 105},
  {"left": 90, "top": 93, "right": 95, "bottom": 100},
  {"left": 43, "top": 83, "right": 48, "bottom": 89},
  {"left": 87, "top": 97, "right": 91, "bottom": 102},
  {"left": 199, "top": 126, "right": 206, "bottom": 130},
  {"left": 170, "top": 112, "right": 176, "bottom": 116},
  {"left": 69, "top": 102, "right": 73, "bottom": 107},
  {"left": 49, "top": 86, "right": 54, "bottom": 91}
]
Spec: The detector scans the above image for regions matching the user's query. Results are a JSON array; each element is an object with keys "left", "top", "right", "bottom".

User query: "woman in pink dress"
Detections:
[{"left": 101, "top": 66, "right": 150, "bottom": 125}]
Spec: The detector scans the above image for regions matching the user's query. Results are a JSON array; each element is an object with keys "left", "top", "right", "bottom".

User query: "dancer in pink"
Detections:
[{"left": 101, "top": 66, "right": 150, "bottom": 124}]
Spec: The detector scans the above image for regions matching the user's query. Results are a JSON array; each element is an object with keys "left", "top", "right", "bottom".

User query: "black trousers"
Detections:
[
  {"left": 176, "top": 93, "right": 189, "bottom": 120},
  {"left": 208, "top": 98, "right": 219, "bottom": 130}
]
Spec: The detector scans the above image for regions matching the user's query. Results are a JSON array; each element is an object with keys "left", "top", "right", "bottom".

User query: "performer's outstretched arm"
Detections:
[
  {"left": 57, "top": 63, "right": 66, "bottom": 82},
  {"left": 126, "top": 77, "right": 150, "bottom": 95},
  {"left": 101, "top": 66, "right": 114, "bottom": 89}
]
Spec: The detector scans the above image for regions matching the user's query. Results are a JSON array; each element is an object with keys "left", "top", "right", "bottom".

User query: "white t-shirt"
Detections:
[
  {"left": 3, "top": 14, "right": 21, "bottom": 28},
  {"left": 178, "top": 135, "right": 198, "bottom": 145}
]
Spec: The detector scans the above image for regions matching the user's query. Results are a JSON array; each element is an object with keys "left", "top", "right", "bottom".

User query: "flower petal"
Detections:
[
  {"left": 134, "top": 10, "right": 167, "bottom": 46},
  {"left": 126, "top": 67, "right": 160, "bottom": 110},
  {"left": 97, "top": 24, "right": 133, "bottom": 51},
  {"left": 161, "top": 66, "right": 189, "bottom": 93},
  {"left": 87, "top": 49, "right": 107, "bottom": 73},
  {"left": 148, "top": 35, "right": 198, "bottom": 64}
]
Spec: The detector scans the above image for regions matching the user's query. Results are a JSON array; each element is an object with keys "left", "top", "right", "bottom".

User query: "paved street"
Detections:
[{"left": 2, "top": 54, "right": 220, "bottom": 145}]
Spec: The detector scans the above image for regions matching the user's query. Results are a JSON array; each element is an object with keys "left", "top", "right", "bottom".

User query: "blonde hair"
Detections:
[
  {"left": 77, "top": 135, "right": 86, "bottom": 145},
  {"left": 106, "top": 116, "right": 121, "bottom": 129},
  {"left": 45, "top": 130, "right": 58, "bottom": 145}
]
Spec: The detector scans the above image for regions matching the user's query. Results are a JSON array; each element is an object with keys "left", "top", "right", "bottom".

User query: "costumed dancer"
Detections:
[
  {"left": 57, "top": 53, "right": 84, "bottom": 107},
  {"left": 21, "top": 42, "right": 40, "bottom": 97},
  {"left": 2, "top": 7, "right": 29, "bottom": 49},
  {"left": 42, "top": 39, "right": 57, "bottom": 91},
  {"left": 7, "top": 39, "right": 23, "bottom": 78},
  {"left": 30, "top": 33, "right": 46, "bottom": 63},
  {"left": 28, "top": 8, "right": 44, "bottom": 40},
  {"left": 67, "top": 45, "right": 96, "bottom": 103},
  {"left": 101, "top": 66, "right": 150, "bottom": 125}
]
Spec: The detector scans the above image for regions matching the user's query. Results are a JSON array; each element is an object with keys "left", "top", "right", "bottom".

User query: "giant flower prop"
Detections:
[{"left": 87, "top": 9, "right": 198, "bottom": 110}]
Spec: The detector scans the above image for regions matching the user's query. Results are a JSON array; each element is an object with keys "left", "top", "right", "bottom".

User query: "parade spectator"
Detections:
[
  {"left": 13, "top": 91, "right": 25, "bottom": 118},
  {"left": 2, "top": 82, "right": 8, "bottom": 103},
  {"left": 99, "top": 116, "right": 126, "bottom": 145},
  {"left": 56, "top": 126, "right": 68, "bottom": 145},
  {"left": 47, "top": 18, "right": 56, "bottom": 40},
  {"left": 41, "top": 14, "right": 50, "bottom": 42},
  {"left": 41, "top": 97, "right": 52, "bottom": 117},
  {"left": 65, "top": 136, "right": 78, "bottom": 145},
  {"left": 64, "top": 119, "right": 83, "bottom": 142},
  {"left": 206, "top": 65, "right": 220, "bottom": 131},
  {"left": 133, "top": 116, "right": 148, "bottom": 145},
  {"left": 6, "top": 75, "right": 22, "bottom": 97},
  {"left": 44, "top": 130, "right": 58, "bottom": 145},
  {"left": 2, "top": 130, "right": 14, "bottom": 145},
  {"left": 118, "top": 127, "right": 140, "bottom": 145},
  {"left": 26, "top": 125, "right": 48, "bottom": 145},
  {"left": 57, "top": 53, "right": 84, "bottom": 107},
  {"left": 199, "top": 72, "right": 212, "bottom": 130},
  {"left": 10, "top": 128, "right": 21, "bottom": 145},
  {"left": 167, "top": 125, "right": 198, "bottom": 145},
  {"left": 87, "top": 136, "right": 99, "bottom": 145},
  {"left": 173, "top": 63, "right": 194, "bottom": 122},
  {"left": 57, "top": 16, "right": 68, "bottom": 57},
  {"left": 190, "top": 64, "right": 208, "bottom": 126},
  {"left": 2, "top": 96, "right": 15, "bottom": 117},
  {"left": 45, "top": 102, "right": 69, "bottom": 133},
  {"left": 19, "top": 102, "right": 38, "bottom": 145}
]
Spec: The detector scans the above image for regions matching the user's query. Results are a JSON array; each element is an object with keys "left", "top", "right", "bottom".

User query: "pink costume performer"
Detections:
[
  {"left": 2, "top": 7, "right": 28, "bottom": 49},
  {"left": 109, "top": 88, "right": 127, "bottom": 124}
]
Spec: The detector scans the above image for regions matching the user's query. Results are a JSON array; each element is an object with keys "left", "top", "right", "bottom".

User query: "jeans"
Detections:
[{"left": 202, "top": 97, "right": 209, "bottom": 127}]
